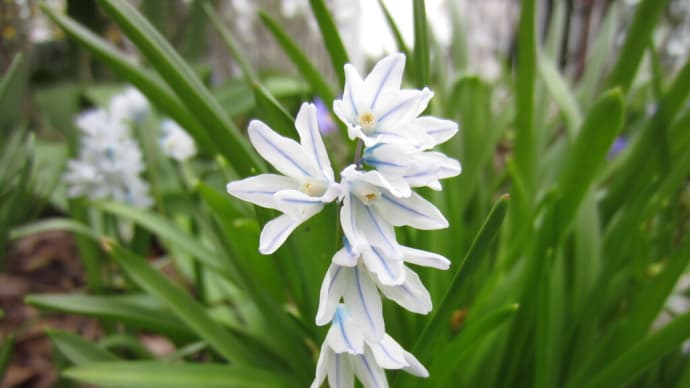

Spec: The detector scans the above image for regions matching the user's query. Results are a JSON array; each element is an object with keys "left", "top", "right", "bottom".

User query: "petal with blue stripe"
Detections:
[
  {"left": 343, "top": 265, "right": 384, "bottom": 340},
  {"left": 373, "top": 192, "right": 448, "bottom": 230},
  {"left": 248, "top": 120, "right": 320, "bottom": 179}
]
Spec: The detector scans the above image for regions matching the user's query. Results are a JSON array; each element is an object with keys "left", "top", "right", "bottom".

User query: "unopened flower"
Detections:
[
  {"left": 311, "top": 304, "right": 428, "bottom": 388},
  {"left": 160, "top": 119, "right": 196, "bottom": 162},
  {"left": 227, "top": 103, "right": 340, "bottom": 254}
]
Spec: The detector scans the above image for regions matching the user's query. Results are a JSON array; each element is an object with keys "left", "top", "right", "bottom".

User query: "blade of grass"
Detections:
[
  {"left": 39, "top": 5, "right": 216, "bottom": 157},
  {"left": 0, "top": 54, "right": 22, "bottom": 103},
  {"left": 202, "top": 2, "right": 256, "bottom": 83},
  {"left": 606, "top": 0, "right": 670, "bottom": 93},
  {"left": 404, "top": 195, "right": 510, "bottom": 379},
  {"left": 429, "top": 303, "right": 519, "bottom": 386},
  {"left": 0, "top": 335, "right": 14, "bottom": 382},
  {"left": 308, "top": 0, "right": 349, "bottom": 87},
  {"left": 412, "top": 0, "right": 429, "bottom": 88},
  {"left": 101, "top": 239, "right": 285, "bottom": 370},
  {"left": 538, "top": 54, "right": 582, "bottom": 135},
  {"left": 28, "top": 294, "right": 194, "bottom": 340},
  {"left": 258, "top": 10, "right": 334, "bottom": 105},
  {"left": 47, "top": 329, "right": 118, "bottom": 365},
  {"left": 63, "top": 361, "right": 298, "bottom": 388},
  {"left": 582, "top": 310, "right": 690, "bottom": 388},
  {"left": 252, "top": 82, "right": 296, "bottom": 138},
  {"left": 97, "top": 0, "right": 264, "bottom": 176}
]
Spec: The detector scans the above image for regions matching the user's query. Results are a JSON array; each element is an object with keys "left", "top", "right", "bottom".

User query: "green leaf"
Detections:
[
  {"left": 252, "top": 82, "right": 296, "bottom": 138},
  {"left": 582, "top": 310, "right": 690, "bottom": 388},
  {"left": 377, "top": 0, "right": 412, "bottom": 62},
  {"left": 39, "top": 5, "right": 217, "bottom": 157},
  {"left": 412, "top": 0, "right": 429, "bottom": 88},
  {"left": 96, "top": 0, "right": 264, "bottom": 177},
  {"left": 0, "top": 54, "right": 22, "bottom": 103},
  {"left": 94, "top": 201, "right": 230, "bottom": 277},
  {"left": 10, "top": 218, "right": 101, "bottom": 241},
  {"left": 63, "top": 361, "right": 297, "bottom": 388},
  {"left": 308, "top": 0, "right": 349, "bottom": 87},
  {"left": 513, "top": 0, "right": 537, "bottom": 197},
  {"left": 102, "top": 240, "right": 283, "bottom": 370},
  {"left": 410, "top": 195, "right": 509, "bottom": 365},
  {"left": 28, "top": 294, "right": 194, "bottom": 340},
  {"left": 430, "top": 304, "right": 519, "bottom": 386},
  {"left": 606, "top": 0, "right": 670, "bottom": 92},
  {"left": 555, "top": 89, "right": 624, "bottom": 225},
  {"left": 202, "top": 3, "right": 256, "bottom": 83},
  {"left": 0, "top": 334, "right": 14, "bottom": 382},
  {"left": 47, "top": 329, "right": 118, "bottom": 365},
  {"left": 538, "top": 54, "right": 582, "bottom": 134},
  {"left": 258, "top": 10, "right": 335, "bottom": 105}
]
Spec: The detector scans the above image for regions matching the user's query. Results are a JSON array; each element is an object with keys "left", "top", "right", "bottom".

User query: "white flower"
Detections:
[
  {"left": 160, "top": 119, "right": 197, "bottom": 162},
  {"left": 110, "top": 86, "right": 149, "bottom": 124},
  {"left": 227, "top": 103, "right": 340, "bottom": 254},
  {"left": 311, "top": 304, "right": 428, "bottom": 388},
  {"left": 338, "top": 165, "right": 448, "bottom": 260},
  {"left": 362, "top": 143, "right": 461, "bottom": 191},
  {"left": 316, "top": 260, "right": 439, "bottom": 333},
  {"left": 333, "top": 53, "right": 434, "bottom": 147},
  {"left": 64, "top": 108, "right": 152, "bottom": 208}
]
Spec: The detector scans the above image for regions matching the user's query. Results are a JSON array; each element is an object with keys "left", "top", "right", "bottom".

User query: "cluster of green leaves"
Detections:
[{"left": 5, "top": 0, "right": 690, "bottom": 387}]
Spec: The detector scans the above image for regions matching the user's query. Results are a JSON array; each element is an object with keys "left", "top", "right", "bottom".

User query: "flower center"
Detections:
[
  {"left": 357, "top": 111, "right": 377, "bottom": 134},
  {"left": 301, "top": 178, "right": 328, "bottom": 197},
  {"left": 352, "top": 182, "right": 381, "bottom": 205}
]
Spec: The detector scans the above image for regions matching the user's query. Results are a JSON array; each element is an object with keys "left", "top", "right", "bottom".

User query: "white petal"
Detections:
[
  {"left": 311, "top": 343, "right": 330, "bottom": 388},
  {"left": 378, "top": 267, "right": 432, "bottom": 314},
  {"left": 226, "top": 174, "right": 297, "bottom": 210},
  {"left": 372, "top": 192, "right": 448, "bottom": 230},
  {"left": 361, "top": 246, "right": 406, "bottom": 286},
  {"left": 362, "top": 53, "right": 406, "bottom": 110},
  {"left": 343, "top": 266, "right": 385, "bottom": 340},
  {"left": 274, "top": 189, "right": 325, "bottom": 220},
  {"left": 333, "top": 238, "right": 359, "bottom": 267},
  {"left": 418, "top": 116, "right": 459, "bottom": 148},
  {"left": 342, "top": 64, "right": 366, "bottom": 119},
  {"left": 340, "top": 194, "right": 368, "bottom": 254},
  {"left": 316, "top": 264, "right": 347, "bottom": 325},
  {"left": 400, "top": 246, "right": 451, "bottom": 270},
  {"left": 295, "top": 103, "right": 334, "bottom": 181},
  {"left": 356, "top": 168, "right": 410, "bottom": 198},
  {"left": 375, "top": 88, "right": 433, "bottom": 133},
  {"left": 353, "top": 198, "right": 400, "bottom": 258},
  {"left": 402, "top": 351, "right": 429, "bottom": 377},
  {"left": 351, "top": 348, "right": 389, "bottom": 388},
  {"left": 248, "top": 120, "right": 319, "bottom": 179},
  {"left": 327, "top": 352, "right": 355, "bottom": 388},
  {"left": 368, "top": 334, "right": 409, "bottom": 370},
  {"left": 326, "top": 305, "right": 365, "bottom": 354},
  {"left": 258, "top": 214, "right": 301, "bottom": 254}
]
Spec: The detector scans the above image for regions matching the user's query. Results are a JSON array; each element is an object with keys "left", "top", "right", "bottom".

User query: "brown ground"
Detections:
[{"left": 0, "top": 231, "right": 100, "bottom": 388}]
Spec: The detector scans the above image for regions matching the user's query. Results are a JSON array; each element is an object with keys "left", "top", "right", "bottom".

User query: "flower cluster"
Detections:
[
  {"left": 64, "top": 87, "right": 153, "bottom": 208},
  {"left": 160, "top": 118, "right": 197, "bottom": 162},
  {"left": 227, "top": 53, "right": 460, "bottom": 387}
]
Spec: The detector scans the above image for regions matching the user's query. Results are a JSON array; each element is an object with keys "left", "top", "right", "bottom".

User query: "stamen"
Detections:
[{"left": 357, "top": 111, "right": 378, "bottom": 134}]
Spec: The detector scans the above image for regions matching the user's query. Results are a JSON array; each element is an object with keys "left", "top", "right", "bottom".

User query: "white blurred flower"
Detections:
[
  {"left": 110, "top": 87, "right": 150, "bottom": 124},
  {"left": 64, "top": 108, "right": 152, "bottom": 208},
  {"left": 160, "top": 119, "right": 197, "bottom": 162}
]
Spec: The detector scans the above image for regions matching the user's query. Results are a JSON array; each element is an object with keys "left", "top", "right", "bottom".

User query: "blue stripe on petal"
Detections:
[
  {"left": 378, "top": 342, "right": 405, "bottom": 365},
  {"left": 370, "top": 58, "right": 399, "bottom": 110},
  {"left": 267, "top": 220, "right": 294, "bottom": 252},
  {"left": 256, "top": 130, "right": 311, "bottom": 176},
  {"left": 364, "top": 205, "right": 396, "bottom": 252},
  {"left": 371, "top": 246, "right": 394, "bottom": 279},
  {"left": 308, "top": 110, "right": 324, "bottom": 173},
  {"left": 381, "top": 193, "right": 432, "bottom": 220},
  {"left": 348, "top": 84, "right": 359, "bottom": 117},
  {"left": 334, "top": 307, "right": 356, "bottom": 353},
  {"left": 360, "top": 355, "right": 380, "bottom": 388},
  {"left": 328, "top": 266, "right": 342, "bottom": 293},
  {"left": 354, "top": 266, "right": 376, "bottom": 332},
  {"left": 377, "top": 96, "right": 418, "bottom": 124}
]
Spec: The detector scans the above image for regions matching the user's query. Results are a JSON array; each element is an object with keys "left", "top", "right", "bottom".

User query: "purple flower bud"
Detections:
[{"left": 314, "top": 97, "right": 337, "bottom": 135}]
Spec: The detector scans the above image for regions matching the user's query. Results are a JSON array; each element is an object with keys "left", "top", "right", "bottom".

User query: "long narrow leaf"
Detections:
[
  {"left": 412, "top": 0, "right": 429, "bottom": 88},
  {"left": 47, "top": 329, "right": 118, "bottom": 365},
  {"left": 97, "top": 0, "right": 264, "bottom": 176},
  {"left": 308, "top": 0, "right": 349, "bottom": 87}
]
